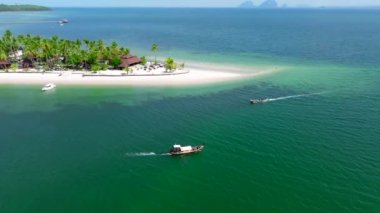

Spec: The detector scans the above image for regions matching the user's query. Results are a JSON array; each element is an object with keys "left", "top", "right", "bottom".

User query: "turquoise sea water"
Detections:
[{"left": 0, "top": 8, "right": 379, "bottom": 212}]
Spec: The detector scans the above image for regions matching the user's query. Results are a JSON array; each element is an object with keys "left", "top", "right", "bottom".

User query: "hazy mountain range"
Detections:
[
  {"left": 237, "top": 0, "right": 334, "bottom": 9},
  {"left": 239, "top": 0, "right": 280, "bottom": 8},
  {"left": 237, "top": 0, "right": 380, "bottom": 9}
]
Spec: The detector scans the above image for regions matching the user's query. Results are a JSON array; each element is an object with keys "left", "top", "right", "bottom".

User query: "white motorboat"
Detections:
[
  {"left": 250, "top": 99, "right": 267, "bottom": 104},
  {"left": 58, "top": 19, "right": 69, "bottom": 26},
  {"left": 42, "top": 83, "right": 56, "bottom": 92}
]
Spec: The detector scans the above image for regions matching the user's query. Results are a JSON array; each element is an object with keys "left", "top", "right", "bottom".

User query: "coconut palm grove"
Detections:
[{"left": 0, "top": 30, "right": 178, "bottom": 72}]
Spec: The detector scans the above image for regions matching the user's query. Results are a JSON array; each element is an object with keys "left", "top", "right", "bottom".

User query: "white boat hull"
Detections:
[{"left": 42, "top": 84, "right": 56, "bottom": 91}]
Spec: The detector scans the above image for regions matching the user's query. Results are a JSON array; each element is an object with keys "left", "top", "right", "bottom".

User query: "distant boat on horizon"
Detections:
[{"left": 58, "top": 19, "right": 69, "bottom": 25}]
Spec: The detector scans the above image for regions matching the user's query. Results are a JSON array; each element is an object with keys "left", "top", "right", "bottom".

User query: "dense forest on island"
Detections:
[{"left": 0, "top": 4, "right": 50, "bottom": 12}]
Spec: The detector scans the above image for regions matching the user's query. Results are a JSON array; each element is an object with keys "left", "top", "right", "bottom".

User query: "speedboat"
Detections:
[
  {"left": 169, "top": 144, "right": 204, "bottom": 156},
  {"left": 250, "top": 99, "right": 266, "bottom": 104},
  {"left": 58, "top": 19, "right": 69, "bottom": 25},
  {"left": 42, "top": 83, "right": 56, "bottom": 92}
]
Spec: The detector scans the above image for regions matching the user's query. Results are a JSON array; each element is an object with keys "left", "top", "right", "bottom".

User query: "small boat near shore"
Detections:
[
  {"left": 169, "top": 144, "right": 204, "bottom": 156},
  {"left": 250, "top": 99, "right": 266, "bottom": 104},
  {"left": 42, "top": 83, "right": 56, "bottom": 91}
]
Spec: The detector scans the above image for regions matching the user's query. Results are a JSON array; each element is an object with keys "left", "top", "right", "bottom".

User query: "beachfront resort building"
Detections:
[
  {"left": 0, "top": 60, "right": 11, "bottom": 69},
  {"left": 118, "top": 54, "right": 142, "bottom": 70}
]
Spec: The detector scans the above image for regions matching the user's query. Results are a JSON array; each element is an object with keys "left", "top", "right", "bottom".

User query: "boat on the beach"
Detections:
[
  {"left": 169, "top": 144, "right": 204, "bottom": 156},
  {"left": 42, "top": 83, "right": 56, "bottom": 91},
  {"left": 250, "top": 99, "right": 266, "bottom": 104}
]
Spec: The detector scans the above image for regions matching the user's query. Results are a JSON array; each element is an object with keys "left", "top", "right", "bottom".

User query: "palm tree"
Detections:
[
  {"left": 20, "top": 35, "right": 43, "bottom": 68},
  {"left": 0, "top": 50, "right": 7, "bottom": 61},
  {"left": 1, "top": 31, "right": 139, "bottom": 72},
  {"left": 59, "top": 39, "right": 69, "bottom": 62},
  {"left": 151, "top": 43, "right": 159, "bottom": 64},
  {"left": 0, "top": 50, "right": 9, "bottom": 71},
  {"left": 66, "top": 48, "right": 81, "bottom": 69},
  {"left": 2, "top": 30, "right": 18, "bottom": 60},
  {"left": 164, "top": 57, "right": 176, "bottom": 72},
  {"left": 110, "top": 41, "right": 120, "bottom": 57},
  {"left": 96, "top": 39, "right": 106, "bottom": 61},
  {"left": 41, "top": 37, "right": 60, "bottom": 69},
  {"left": 0, "top": 50, "right": 8, "bottom": 61},
  {"left": 123, "top": 48, "right": 130, "bottom": 56}
]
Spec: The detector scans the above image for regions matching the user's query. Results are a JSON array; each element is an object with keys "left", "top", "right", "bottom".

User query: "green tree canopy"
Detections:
[{"left": 151, "top": 43, "right": 159, "bottom": 64}]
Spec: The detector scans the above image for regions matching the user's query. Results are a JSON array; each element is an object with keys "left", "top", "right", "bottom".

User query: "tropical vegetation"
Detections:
[
  {"left": 151, "top": 43, "right": 159, "bottom": 64},
  {"left": 0, "top": 30, "right": 183, "bottom": 73},
  {"left": 0, "top": 4, "right": 50, "bottom": 12},
  {"left": 164, "top": 57, "right": 177, "bottom": 72},
  {"left": 0, "top": 30, "right": 132, "bottom": 71}
]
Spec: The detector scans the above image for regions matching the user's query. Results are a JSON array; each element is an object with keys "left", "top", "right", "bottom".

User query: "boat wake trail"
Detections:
[
  {"left": 125, "top": 152, "right": 170, "bottom": 157},
  {"left": 125, "top": 152, "right": 157, "bottom": 157},
  {"left": 264, "top": 92, "right": 326, "bottom": 103}
]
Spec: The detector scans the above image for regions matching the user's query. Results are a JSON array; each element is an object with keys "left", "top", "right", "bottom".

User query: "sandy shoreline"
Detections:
[{"left": 0, "top": 66, "right": 279, "bottom": 86}]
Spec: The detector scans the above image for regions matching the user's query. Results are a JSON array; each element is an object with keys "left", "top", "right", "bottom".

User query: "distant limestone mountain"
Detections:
[
  {"left": 238, "top": 0, "right": 280, "bottom": 9},
  {"left": 238, "top": 1, "right": 255, "bottom": 9},
  {"left": 259, "top": 0, "right": 278, "bottom": 8}
]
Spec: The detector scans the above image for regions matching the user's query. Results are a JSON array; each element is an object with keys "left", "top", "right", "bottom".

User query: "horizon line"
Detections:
[{"left": 48, "top": 6, "right": 380, "bottom": 9}]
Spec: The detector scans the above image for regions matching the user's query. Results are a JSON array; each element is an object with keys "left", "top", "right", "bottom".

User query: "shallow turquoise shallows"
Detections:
[{"left": 0, "top": 8, "right": 380, "bottom": 212}]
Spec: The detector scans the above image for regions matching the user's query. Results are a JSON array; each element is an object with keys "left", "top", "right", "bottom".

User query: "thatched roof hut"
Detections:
[
  {"left": 22, "top": 58, "right": 34, "bottom": 68},
  {"left": 119, "top": 54, "right": 142, "bottom": 69},
  {"left": 0, "top": 60, "right": 11, "bottom": 69}
]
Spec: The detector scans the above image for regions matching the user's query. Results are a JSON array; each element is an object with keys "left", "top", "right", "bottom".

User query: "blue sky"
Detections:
[{"left": 3, "top": 0, "right": 380, "bottom": 7}]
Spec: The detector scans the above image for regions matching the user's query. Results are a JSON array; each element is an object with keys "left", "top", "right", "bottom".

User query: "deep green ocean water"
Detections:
[{"left": 0, "top": 8, "right": 379, "bottom": 212}]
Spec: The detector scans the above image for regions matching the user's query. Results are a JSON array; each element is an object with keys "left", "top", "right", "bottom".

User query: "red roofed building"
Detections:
[
  {"left": 0, "top": 60, "right": 11, "bottom": 69},
  {"left": 118, "top": 54, "right": 142, "bottom": 69}
]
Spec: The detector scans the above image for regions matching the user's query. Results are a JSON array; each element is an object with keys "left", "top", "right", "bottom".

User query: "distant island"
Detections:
[
  {"left": 238, "top": 0, "right": 287, "bottom": 9},
  {"left": 259, "top": 0, "right": 278, "bottom": 8},
  {"left": 0, "top": 4, "right": 50, "bottom": 12},
  {"left": 238, "top": 1, "right": 255, "bottom": 9}
]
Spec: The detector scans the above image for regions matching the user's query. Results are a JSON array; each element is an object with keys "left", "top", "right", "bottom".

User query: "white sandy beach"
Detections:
[{"left": 0, "top": 66, "right": 279, "bottom": 86}]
